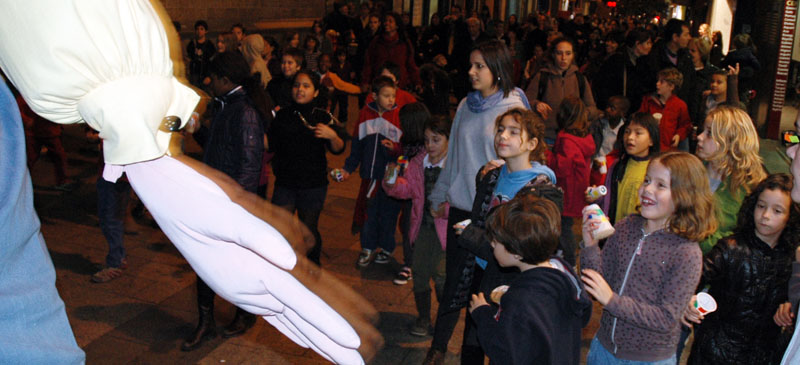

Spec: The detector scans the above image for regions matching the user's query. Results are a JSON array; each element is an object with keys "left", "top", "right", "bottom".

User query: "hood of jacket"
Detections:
[{"left": 558, "top": 130, "right": 595, "bottom": 159}]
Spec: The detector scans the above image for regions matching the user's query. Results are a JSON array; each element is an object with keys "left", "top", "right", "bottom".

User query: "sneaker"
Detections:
[
  {"left": 410, "top": 317, "right": 430, "bottom": 336},
  {"left": 393, "top": 266, "right": 412, "bottom": 285},
  {"left": 91, "top": 266, "right": 123, "bottom": 283},
  {"left": 357, "top": 249, "right": 376, "bottom": 267},
  {"left": 374, "top": 251, "right": 391, "bottom": 264}
]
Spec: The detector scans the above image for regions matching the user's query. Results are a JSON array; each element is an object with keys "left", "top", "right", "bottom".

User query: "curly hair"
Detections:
[
  {"left": 734, "top": 173, "right": 800, "bottom": 251},
  {"left": 653, "top": 152, "right": 718, "bottom": 242},
  {"left": 494, "top": 107, "right": 547, "bottom": 163},
  {"left": 704, "top": 106, "right": 767, "bottom": 194}
]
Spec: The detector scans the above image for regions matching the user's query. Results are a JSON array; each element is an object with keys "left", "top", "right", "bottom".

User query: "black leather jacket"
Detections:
[
  {"left": 196, "top": 87, "right": 264, "bottom": 193},
  {"left": 689, "top": 232, "right": 795, "bottom": 365}
]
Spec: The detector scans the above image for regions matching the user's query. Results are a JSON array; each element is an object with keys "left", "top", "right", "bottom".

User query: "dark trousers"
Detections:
[
  {"left": 333, "top": 92, "right": 349, "bottom": 124},
  {"left": 559, "top": 216, "right": 577, "bottom": 266},
  {"left": 96, "top": 177, "right": 130, "bottom": 268},
  {"left": 360, "top": 184, "right": 402, "bottom": 253},
  {"left": 431, "top": 207, "right": 471, "bottom": 352},
  {"left": 272, "top": 185, "right": 328, "bottom": 265},
  {"left": 399, "top": 199, "right": 413, "bottom": 267}
]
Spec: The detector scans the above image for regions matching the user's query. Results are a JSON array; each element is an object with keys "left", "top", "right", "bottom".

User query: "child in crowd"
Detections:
[
  {"left": 383, "top": 113, "right": 451, "bottom": 335},
  {"left": 549, "top": 96, "right": 595, "bottom": 266},
  {"left": 469, "top": 194, "right": 592, "bottom": 364},
  {"left": 638, "top": 67, "right": 691, "bottom": 152},
  {"left": 365, "top": 61, "right": 418, "bottom": 108},
  {"left": 695, "top": 105, "right": 766, "bottom": 253},
  {"left": 684, "top": 173, "right": 800, "bottom": 364},
  {"left": 339, "top": 76, "right": 403, "bottom": 266},
  {"left": 456, "top": 108, "right": 563, "bottom": 363},
  {"left": 702, "top": 66, "right": 742, "bottom": 121},
  {"left": 267, "top": 47, "right": 304, "bottom": 110},
  {"left": 590, "top": 112, "right": 660, "bottom": 225},
  {"left": 349, "top": 61, "right": 418, "bottom": 235},
  {"left": 588, "top": 95, "right": 630, "bottom": 186},
  {"left": 303, "top": 35, "right": 322, "bottom": 73},
  {"left": 387, "top": 103, "right": 429, "bottom": 285},
  {"left": 581, "top": 151, "right": 717, "bottom": 364},
  {"left": 268, "top": 70, "right": 347, "bottom": 265},
  {"left": 331, "top": 49, "right": 354, "bottom": 123}
]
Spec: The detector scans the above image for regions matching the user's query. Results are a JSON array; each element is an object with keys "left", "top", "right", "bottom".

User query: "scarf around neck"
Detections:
[{"left": 466, "top": 87, "right": 531, "bottom": 113}]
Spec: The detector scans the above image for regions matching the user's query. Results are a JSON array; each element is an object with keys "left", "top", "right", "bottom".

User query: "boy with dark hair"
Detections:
[
  {"left": 589, "top": 95, "right": 630, "bottom": 185},
  {"left": 186, "top": 20, "right": 216, "bottom": 87},
  {"left": 638, "top": 67, "right": 691, "bottom": 152},
  {"left": 338, "top": 76, "right": 404, "bottom": 267},
  {"left": 469, "top": 194, "right": 592, "bottom": 365},
  {"left": 365, "top": 61, "right": 417, "bottom": 107},
  {"left": 267, "top": 47, "right": 304, "bottom": 110}
]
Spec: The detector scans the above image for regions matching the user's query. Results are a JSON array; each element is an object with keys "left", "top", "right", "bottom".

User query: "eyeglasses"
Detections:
[
  {"left": 782, "top": 130, "right": 799, "bottom": 147},
  {"left": 294, "top": 108, "right": 343, "bottom": 130}
]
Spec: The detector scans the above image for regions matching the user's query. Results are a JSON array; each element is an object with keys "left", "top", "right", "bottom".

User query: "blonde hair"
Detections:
[
  {"left": 705, "top": 106, "right": 767, "bottom": 193},
  {"left": 653, "top": 152, "right": 718, "bottom": 242}
]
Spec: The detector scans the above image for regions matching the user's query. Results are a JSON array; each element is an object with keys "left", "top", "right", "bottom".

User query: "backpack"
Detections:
[{"left": 537, "top": 70, "right": 586, "bottom": 101}]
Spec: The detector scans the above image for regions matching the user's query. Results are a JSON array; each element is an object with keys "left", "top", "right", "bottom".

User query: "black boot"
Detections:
[
  {"left": 181, "top": 305, "right": 216, "bottom": 351},
  {"left": 221, "top": 308, "right": 256, "bottom": 338},
  {"left": 411, "top": 290, "right": 432, "bottom": 336}
]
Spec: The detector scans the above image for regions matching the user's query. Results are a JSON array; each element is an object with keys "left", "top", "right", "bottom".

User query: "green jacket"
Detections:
[{"left": 699, "top": 177, "right": 746, "bottom": 254}]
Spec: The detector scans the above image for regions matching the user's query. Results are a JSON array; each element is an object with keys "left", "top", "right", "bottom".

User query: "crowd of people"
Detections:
[{"left": 15, "top": 1, "right": 800, "bottom": 364}]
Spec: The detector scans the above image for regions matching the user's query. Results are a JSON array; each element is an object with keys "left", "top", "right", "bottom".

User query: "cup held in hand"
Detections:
[{"left": 694, "top": 292, "right": 717, "bottom": 314}]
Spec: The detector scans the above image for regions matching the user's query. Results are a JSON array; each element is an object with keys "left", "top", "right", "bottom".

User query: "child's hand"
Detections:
[
  {"left": 339, "top": 169, "right": 350, "bottom": 181},
  {"left": 581, "top": 216, "right": 602, "bottom": 247},
  {"left": 681, "top": 295, "right": 704, "bottom": 328},
  {"left": 380, "top": 139, "right": 395, "bottom": 150},
  {"left": 313, "top": 124, "right": 337, "bottom": 140},
  {"left": 581, "top": 269, "right": 614, "bottom": 305},
  {"left": 430, "top": 202, "right": 446, "bottom": 218},
  {"left": 383, "top": 163, "right": 398, "bottom": 186},
  {"left": 535, "top": 102, "right": 552, "bottom": 119},
  {"left": 468, "top": 293, "right": 489, "bottom": 314},
  {"left": 774, "top": 302, "right": 794, "bottom": 327},
  {"left": 480, "top": 160, "right": 505, "bottom": 178},
  {"left": 585, "top": 186, "right": 599, "bottom": 203},
  {"left": 727, "top": 63, "right": 740, "bottom": 76},
  {"left": 671, "top": 134, "right": 680, "bottom": 147}
]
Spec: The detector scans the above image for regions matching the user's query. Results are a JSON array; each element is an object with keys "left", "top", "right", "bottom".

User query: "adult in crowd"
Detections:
[
  {"left": 593, "top": 29, "right": 654, "bottom": 113},
  {"left": 450, "top": 17, "right": 491, "bottom": 100},
  {"left": 650, "top": 19, "right": 694, "bottom": 104},
  {"left": 526, "top": 37, "right": 598, "bottom": 144},
  {"left": 420, "top": 13, "right": 448, "bottom": 61},
  {"left": 425, "top": 39, "right": 530, "bottom": 365},
  {"left": 362, "top": 12, "right": 420, "bottom": 91},
  {"left": 685, "top": 37, "right": 719, "bottom": 129},
  {"left": 186, "top": 20, "right": 216, "bottom": 87}
]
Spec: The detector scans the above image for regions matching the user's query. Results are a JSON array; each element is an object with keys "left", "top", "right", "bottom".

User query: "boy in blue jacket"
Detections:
[{"left": 339, "top": 76, "right": 403, "bottom": 266}]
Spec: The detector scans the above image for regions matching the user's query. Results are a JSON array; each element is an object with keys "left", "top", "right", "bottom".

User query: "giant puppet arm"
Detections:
[{"left": 0, "top": 1, "right": 381, "bottom": 363}]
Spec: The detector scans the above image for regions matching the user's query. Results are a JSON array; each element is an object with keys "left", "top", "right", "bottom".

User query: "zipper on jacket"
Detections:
[{"left": 611, "top": 228, "right": 651, "bottom": 354}]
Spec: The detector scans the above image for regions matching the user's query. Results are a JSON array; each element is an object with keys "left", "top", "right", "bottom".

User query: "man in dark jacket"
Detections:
[
  {"left": 184, "top": 52, "right": 264, "bottom": 351},
  {"left": 650, "top": 19, "right": 695, "bottom": 105}
]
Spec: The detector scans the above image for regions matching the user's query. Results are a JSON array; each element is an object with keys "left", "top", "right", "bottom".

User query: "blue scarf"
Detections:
[{"left": 466, "top": 87, "right": 531, "bottom": 113}]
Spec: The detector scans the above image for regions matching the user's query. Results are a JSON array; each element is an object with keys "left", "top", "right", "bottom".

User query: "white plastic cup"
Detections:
[
  {"left": 586, "top": 185, "right": 608, "bottom": 200},
  {"left": 695, "top": 292, "right": 718, "bottom": 314},
  {"left": 582, "top": 204, "right": 615, "bottom": 240}
]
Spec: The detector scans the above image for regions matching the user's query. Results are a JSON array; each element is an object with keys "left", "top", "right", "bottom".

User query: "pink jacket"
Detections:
[{"left": 382, "top": 152, "right": 449, "bottom": 250}]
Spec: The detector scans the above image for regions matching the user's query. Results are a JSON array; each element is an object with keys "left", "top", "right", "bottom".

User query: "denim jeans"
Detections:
[
  {"left": 272, "top": 185, "right": 327, "bottom": 265},
  {"left": 97, "top": 177, "right": 130, "bottom": 268},
  {"left": 360, "top": 184, "right": 402, "bottom": 253},
  {"left": 587, "top": 337, "right": 677, "bottom": 365}
]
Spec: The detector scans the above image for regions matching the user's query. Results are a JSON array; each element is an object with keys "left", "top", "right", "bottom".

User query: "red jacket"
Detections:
[
  {"left": 549, "top": 131, "right": 595, "bottom": 217},
  {"left": 638, "top": 94, "right": 691, "bottom": 152}
]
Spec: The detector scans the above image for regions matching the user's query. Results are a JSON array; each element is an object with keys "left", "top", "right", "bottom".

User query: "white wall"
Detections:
[{"left": 708, "top": 0, "right": 735, "bottom": 54}]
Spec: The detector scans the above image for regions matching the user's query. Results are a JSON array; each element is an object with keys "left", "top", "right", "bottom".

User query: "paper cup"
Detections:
[{"left": 695, "top": 292, "right": 717, "bottom": 314}]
